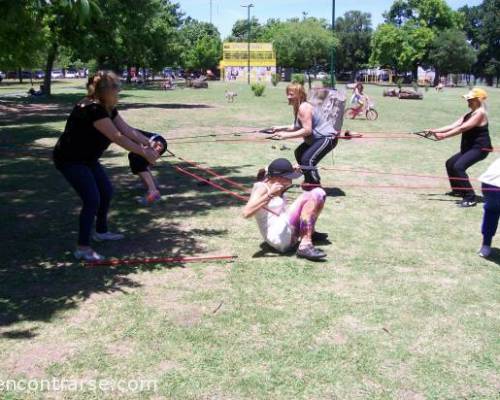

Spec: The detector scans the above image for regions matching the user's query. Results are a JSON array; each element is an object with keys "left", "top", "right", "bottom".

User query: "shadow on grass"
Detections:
[
  {"left": 1, "top": 92, "right": 212, "bottom": 127},
  {"left": 0, "top": 124, "right": 262, "bottom": 330},
  {"left": 483, "top": 248, "right": 500, "bottom": 267}
]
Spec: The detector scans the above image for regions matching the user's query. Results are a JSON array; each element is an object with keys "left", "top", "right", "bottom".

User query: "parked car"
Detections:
[
  {"left": 316, "top": 71, "right": 329, "bottom": 80},
  {"left": 0, "top": 71, "right": 6, "bottom": 79},
  {"left": 51, "top": 69, "right": 63, "bottom": 79},
  {"left": 65, "top": 70, "right": 77, "bottom": 78},
  {"left": 33, "top": 70, "right": 45, "bottom": 79}
]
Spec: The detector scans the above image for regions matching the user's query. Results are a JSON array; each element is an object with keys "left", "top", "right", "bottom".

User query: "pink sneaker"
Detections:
[{"left": 137, "top": 190, "right": 161, "bottom": 205}]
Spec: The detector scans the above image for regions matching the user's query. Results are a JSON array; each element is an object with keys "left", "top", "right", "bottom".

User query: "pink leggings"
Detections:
[{"left": 286, "top": 188, "right": 326, "bottom": 238}]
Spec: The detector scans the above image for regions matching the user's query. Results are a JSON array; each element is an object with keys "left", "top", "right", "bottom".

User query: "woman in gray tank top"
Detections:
[{"left": 271, "top": 83, "right": 338, "bottom": 187}]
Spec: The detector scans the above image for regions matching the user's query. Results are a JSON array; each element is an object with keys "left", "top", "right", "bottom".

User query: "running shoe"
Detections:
[
  {"left": 457, "top": 200, "right": 477, "bottom": 208},
  {"left": 92, "top": 231, "right": 125, "bottom": 241},
  {"left": 296, "top": 245, "right": 326, "bottom": 261},
  {"left": 136, "top": 190, "right": 161, "bottom": 205},
  {"left": 74, "top": 248, "right": 104, "bottom": 261},
  {"left": 478, "top": 246, "right": 492, "bottom": 258}
]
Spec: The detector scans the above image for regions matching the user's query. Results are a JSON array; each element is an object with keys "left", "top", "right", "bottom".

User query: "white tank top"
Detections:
[{"left": 252, "top": 182, "right": 295, "bottom": 252}]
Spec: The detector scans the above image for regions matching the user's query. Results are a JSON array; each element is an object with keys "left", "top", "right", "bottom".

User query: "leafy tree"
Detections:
[
  {"left": 0, "top": 2, "right": 48, "bottom": 82},
  {"left": 227, "top": 17, "right": 263, "bottom": 42},
  {"left": 374, "top": 0, "right": 462, "bottom": 80},
  {"left": 428, "top": 29, "right": 477, "bottom": 84},
  {"left": 335, "top": 11, "right": 372, "bottom": 79},
  {"left": 27, "top": 0, "right": 100, "bottom": 94},
  {"left": 384, "top": 0, "right": 460, "bottom": 30},
  {"left": 271, "top": 18, "right": 336, "bottom": 71},
  {"left": 180, "top": 19, "right": 222, "bottom": 72},
  {"left": 77, "top": 0, "right": 183, "bottom": 79},
  {"left": 370, "top": 23, "right": 405, "bottom": 72},
  {"left": 460, "top": 0, "right": 500, "bottom": 86}
]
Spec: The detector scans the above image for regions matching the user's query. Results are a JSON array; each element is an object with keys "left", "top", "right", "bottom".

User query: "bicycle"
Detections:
[{"left": 344, "top": 98, "right": 379, "bottom": 121}]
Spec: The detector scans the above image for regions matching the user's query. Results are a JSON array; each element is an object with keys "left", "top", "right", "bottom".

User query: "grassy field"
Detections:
[{"left": 0, "top": 79, "right": 499, "bottom": 400}]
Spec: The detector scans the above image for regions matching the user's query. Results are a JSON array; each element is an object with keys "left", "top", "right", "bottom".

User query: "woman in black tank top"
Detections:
[{"left": 428, "top": 88, "right": 491, "bottom": 208}]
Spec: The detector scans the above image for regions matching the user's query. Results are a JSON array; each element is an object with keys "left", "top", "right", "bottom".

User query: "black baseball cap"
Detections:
[
  {"left": 149, "top": 134, "right": 168, "bottom": 155},
  {"left": 267, "top": 158, "right": 302, "bottom": 180}
]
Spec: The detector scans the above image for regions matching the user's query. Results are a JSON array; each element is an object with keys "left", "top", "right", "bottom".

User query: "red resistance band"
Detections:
[
  {"left": 319, "top": 166, "right": 480, "bottom": 182},
  {"left": 85, "top": 255, "right": 238, "bottom": 267}
]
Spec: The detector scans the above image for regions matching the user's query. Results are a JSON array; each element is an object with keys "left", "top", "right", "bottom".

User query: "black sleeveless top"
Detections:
[
  {"left": 461, "top": 111, "right": 490, "bottom": 153},
  {"left": 53, "top": 102, "right": 118, "bottom": 168}
]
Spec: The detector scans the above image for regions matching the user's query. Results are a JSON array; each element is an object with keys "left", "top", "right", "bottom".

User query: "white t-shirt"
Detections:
[
  {"left": 479, "top": 157, "right": 500, "bottom": 187},
  {"left": 251, "top": 182, "right": 296, "bottom": 253}
]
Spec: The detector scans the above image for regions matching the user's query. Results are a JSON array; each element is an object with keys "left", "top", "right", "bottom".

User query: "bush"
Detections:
[
  {"left": 271, "top": 73, "right": 280, "bottom": 87},
  {"left": 322, "top": 76, "right": 332, "bottom": 88},
  {"left": 291, "top": 73, "right": 305, "bottom": 85},
  {"left": 396, "top": 78, "right": 403, "bottom": 90},
  {"left": 251, "top": 83, "right": 266, "bottom": 97}
]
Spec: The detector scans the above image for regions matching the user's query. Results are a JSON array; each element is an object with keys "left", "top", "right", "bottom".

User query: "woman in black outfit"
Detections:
[
  {"left": 53, "top": 71, "right": 159, "bottom": 261},
  {"left": 428, "top": 88, "right": 491, "bottom": 208}
]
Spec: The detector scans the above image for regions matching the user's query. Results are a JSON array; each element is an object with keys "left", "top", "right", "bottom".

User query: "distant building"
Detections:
[{"left": 219, "top": 42, "right": 277, "bottom": 83}]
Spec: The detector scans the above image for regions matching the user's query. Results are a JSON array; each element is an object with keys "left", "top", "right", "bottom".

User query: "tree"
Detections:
[
  {"left": 227, "top": 17, "right": 263, "bottom": 42},
  {"left": 384, "top": 0, "right": 460, "bottom": 31},
  {"left": 77, "top": 0, "right": 183, "bottom": 79},
  {"left": 374, "top": 0, "right": 462, "bottom": 80},
  {"left": 335, "top": 11, "right": 372, "bottom": 79},
  {"left": 0, "top": 2, "right": 48, "bottom": 82},
  {"left": 370, "top": 24, "right": 405, "bottom": 72},
  {"left": 28, "top": 0, "right": 101, "bottom": 94},
  {"left": 460, "top": 0, "right": 500, "bottom": 86},
  {"left": 271, "top": 18, "right": 336, "bottom": 71},
  {"left": 428, "top": 29, "right": 477, "bottom": 84},
  {"left": 181, "top": 19, "right": 222, "bottom": 72}
]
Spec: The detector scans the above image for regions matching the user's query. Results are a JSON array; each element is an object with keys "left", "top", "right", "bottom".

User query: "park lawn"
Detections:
[{"left": 0, "top": 80, "right": 499, "bottom": 399}]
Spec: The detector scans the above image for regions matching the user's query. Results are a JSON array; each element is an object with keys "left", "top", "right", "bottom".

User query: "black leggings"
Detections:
[
  {"left": 295, "top": 137, "right": 337, "bottom": 184},
  {"left": 446, "top": 148, "right": 488, "bottom": 201}
]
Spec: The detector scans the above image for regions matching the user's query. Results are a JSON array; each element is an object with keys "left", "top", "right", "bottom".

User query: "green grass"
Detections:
[{"left": 0, "top": 79, "right": 499, "bottom": 399}]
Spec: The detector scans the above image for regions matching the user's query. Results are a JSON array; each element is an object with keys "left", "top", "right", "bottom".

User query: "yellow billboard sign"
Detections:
[{"left": 220, "top": 42, "right": 277, "bottom": 81}]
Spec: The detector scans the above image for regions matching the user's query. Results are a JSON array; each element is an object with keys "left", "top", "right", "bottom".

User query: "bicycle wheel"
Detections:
[{"left": 366, "top": 109, "right": 378, "bottom": 121}]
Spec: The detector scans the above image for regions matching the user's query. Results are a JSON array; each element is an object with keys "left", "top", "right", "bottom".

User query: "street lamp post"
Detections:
[
  {"left": 241, "top": 3, "right": 254, "bottom": 85},
  {"left": 330, "top": 0, "right": 336, "bottom": 89}
]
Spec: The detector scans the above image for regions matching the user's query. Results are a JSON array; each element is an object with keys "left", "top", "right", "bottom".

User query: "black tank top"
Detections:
[{"left": 461, "top": 112, "right": 491, "bottom": 152}]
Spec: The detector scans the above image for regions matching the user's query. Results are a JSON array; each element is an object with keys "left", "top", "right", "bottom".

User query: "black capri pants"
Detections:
[
  {"left": 295, "top": 136, "right": 338, "bottom": 185},
  {"left": 446, "top": 148, "right": 489, "bottom": 201}
]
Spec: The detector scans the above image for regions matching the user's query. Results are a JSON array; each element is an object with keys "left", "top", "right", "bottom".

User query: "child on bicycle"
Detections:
[{"left": 351, "top": 82, "right": 368, "bottom": 111}]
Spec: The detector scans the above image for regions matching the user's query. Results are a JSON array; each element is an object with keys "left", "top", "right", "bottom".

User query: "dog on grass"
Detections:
[{"left": 225, "top": 90, "right": 237, "bottom": 103}]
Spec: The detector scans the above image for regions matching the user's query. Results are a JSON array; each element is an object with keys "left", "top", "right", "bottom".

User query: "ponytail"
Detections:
[
  {"left": 256, "top": 168, "right": 267, "bottom": 182},
  {"left": 86, "top": 70, "right": 120, "bottom": 110}
]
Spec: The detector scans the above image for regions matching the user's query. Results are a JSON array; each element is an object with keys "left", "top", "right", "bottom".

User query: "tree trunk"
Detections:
[
  {"left": 43, "top": 42, "right": 58, "bottom": 96},
  {"left": 127, "top": 66, "right": 132, "bottom": 84},
  {"left": 18, "top": 67, "right": 23, "bottom": 84},
  {"left": 433, "top": 69, "right": 440, "bottom": 87}
]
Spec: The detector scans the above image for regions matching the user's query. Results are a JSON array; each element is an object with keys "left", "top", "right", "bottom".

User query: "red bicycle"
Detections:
[{"left": 344, "top": 98, "right": 379, "bottom": 121}]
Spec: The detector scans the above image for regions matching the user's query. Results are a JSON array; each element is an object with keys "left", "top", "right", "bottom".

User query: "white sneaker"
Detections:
[
  {"left": 478, "top": 245, "right": 492, "bottom": 258},
  {"left": 74, "top": 248, "right": 104, "bottom": 261},
  {"left": 92, "top": 231, "right": 125, "bottom": 242}
]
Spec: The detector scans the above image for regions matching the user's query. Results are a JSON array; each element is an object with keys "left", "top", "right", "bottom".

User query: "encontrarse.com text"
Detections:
[{"left": 0, "top": 378, "right": 158, "bottom": 393}]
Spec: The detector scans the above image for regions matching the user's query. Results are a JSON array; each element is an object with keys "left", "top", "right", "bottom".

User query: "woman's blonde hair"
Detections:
[
  {"left": 286, "top": 83, "right": 307, "bottom": 119},
  {"left": 86, "top": 70, "right": 120, "bottom": 109}
]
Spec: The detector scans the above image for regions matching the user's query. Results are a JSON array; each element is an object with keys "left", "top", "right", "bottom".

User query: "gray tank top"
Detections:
[{"left": 294, "top": 104, "right": 336, "bottom": 140}]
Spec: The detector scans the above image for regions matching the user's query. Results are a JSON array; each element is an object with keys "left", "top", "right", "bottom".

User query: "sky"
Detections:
[{"left": 177, "top": 0, "right": 483, "bottom": 38}]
